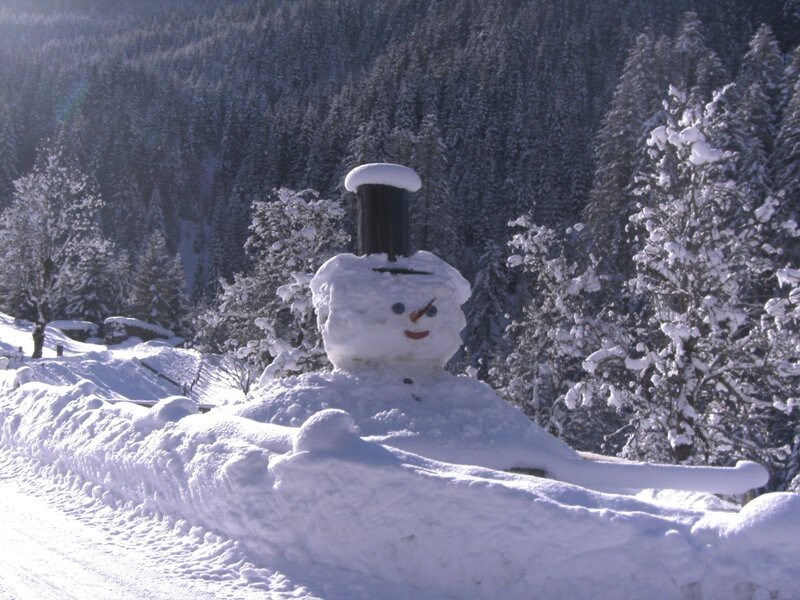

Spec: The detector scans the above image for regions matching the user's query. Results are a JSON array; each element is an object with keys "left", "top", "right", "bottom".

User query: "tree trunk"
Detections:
[{"left": 31, "top": 322, "right": 45, "bottom": 358}]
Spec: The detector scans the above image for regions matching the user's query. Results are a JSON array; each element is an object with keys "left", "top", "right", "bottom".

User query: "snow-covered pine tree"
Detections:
[
  {"left": 59, "top": 239, "right": 130, "bottom": 323},
  {"left": 582, "top": 31, "right": 672, "bottom": 281},
  {"left": 346, "top": 113, "right": 391, "bottom": 167},
  {"left": 0, "top": 103, "right": 19, "bottom": 208},
  {"left": 104, "top": 175, "right": 147, "bottom": 251},
  {"left": 193, "top": 188, "right": 348, "bottom": 384},
  {"left": 495, "top": 217, "right": 624, "bottom": 450},
  {"left": 672, "top": 12, "right": 726, "bottom": 104},
  {"left": 568, "top": 87, "right": 799, "bottom": 472},
  {"left": 464, "top": 237, "right": 511, "bottom": 381},
  {"left": 145, "top": 186, "right": 168, "bottom": 241},
  {"left": 772, "top": 79, "right": 800, "bottom": 264},
  {"left": 728, "top": 26, "right": 785, "bottom": 207},
  {"left": 737, "top": 24, "right": 785, "bottom": 124},
  {"left": 410, "top": 114, "right": 458, "bottom": 265},
  {"left": 129, "top": 231, "right": 187, "bottom": 333}
]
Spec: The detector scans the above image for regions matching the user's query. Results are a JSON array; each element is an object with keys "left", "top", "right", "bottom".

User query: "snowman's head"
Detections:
[{"left": 310, "top": 251, "right": 471, "bottom": 372}]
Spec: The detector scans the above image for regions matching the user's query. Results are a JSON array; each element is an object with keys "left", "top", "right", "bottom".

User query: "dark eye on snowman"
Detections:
[
  {"left": 426, "top": 304, "right": 438, "bottom": 317},
  {"left": 392, "top": 302, "right": 406, "bottom": 314}
]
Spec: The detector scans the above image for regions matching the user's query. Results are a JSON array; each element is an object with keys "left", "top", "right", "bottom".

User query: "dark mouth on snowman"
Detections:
[{"left": 404, "top": 330, "right": 430, "bottom": 340}]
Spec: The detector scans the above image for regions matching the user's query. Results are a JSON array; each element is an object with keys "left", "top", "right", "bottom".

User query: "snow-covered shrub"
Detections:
[{"left": 193, "top": 188, "right": 349, "bottom": 385}]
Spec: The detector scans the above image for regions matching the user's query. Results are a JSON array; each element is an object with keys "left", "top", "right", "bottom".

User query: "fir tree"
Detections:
[
  {"left": 410, "top": 114, "right": 458, "bottom": 264},
  {"left": 464, "top": 237, "right": 511, "bottom": 381},
  {"left": 60, "top": 239, "right": 129, "bottom": 323},
  {"left": 0, "top": 103, "right": 19, "bottom": 208},
  {"left": 130, "top": 231, "right": 188, "bottom": 333},
  {"left": 570, "top": 88, "right": 799, "bottom": 470},
  {"left": 772, "top": 79, "right": 800, "bottom": 264},
  {"left": 582, "top": 32, "right": 671, "bottom": 281}
]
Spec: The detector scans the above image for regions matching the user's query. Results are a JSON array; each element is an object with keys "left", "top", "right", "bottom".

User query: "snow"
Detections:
[
  {"left": 647, "top": 121, "right": 728, "bottom": 165},
  {"left": 0, "top": 255, "right": 797, "bottom": 600},
  {"left": 104, "top": 316, "right": 175, "bottom": 339},
  {"left": 0, "top": 473, "right": 258, "bottom": 600},
  {"left": 310, "top": 252, "right": 470, "bottom": 371},
  {"left": 582, "top": 345, "right": 625, "bottom": 374},
  {"left": 689, "top": 140, "right": 726, "bottom": 165},
  {"left": 754, "top": 197, "right": 778, "bottom": 223},
  {"left": 49, "top": 319, "right": 99, "bottom": 334},
  {"left": 343, "top": 163, "right": 422, "bottom": 193}
]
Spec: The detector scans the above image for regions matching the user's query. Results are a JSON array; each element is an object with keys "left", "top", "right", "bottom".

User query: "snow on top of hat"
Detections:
[{"left": 344, "top": 163, "right": 422, "bottom": 193}]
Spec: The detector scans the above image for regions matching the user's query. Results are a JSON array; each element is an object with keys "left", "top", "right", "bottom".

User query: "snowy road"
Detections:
[
  {"left": 0, "top": 477, "right": 228, "bottom": 600},
  {"left": 0, "top": 456, "right": 440, "bottom": 600},
  {"left": 0, "top": 454, "right": 320, "bottom": 600}
]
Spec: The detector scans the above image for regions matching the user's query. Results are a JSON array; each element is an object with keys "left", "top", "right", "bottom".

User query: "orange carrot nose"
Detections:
[{"left": 410, "top": 298, "right": 436, "bottom": 322}]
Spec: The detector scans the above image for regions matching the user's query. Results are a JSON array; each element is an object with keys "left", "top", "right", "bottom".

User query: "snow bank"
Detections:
[
  {"left": 0, "top": 312, "right": 790, "bottom": 598},
  {"left": 1, "top": 377, "right": 797, "bottom": 599}
]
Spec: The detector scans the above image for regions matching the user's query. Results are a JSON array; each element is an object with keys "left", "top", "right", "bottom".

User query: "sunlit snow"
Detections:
[{"left": 0, "top": 254, "right": 797, "bottom": 599}]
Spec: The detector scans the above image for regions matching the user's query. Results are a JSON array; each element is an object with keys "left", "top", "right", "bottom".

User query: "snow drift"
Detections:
[{"left": 1, "top": 366, "right": 798, "bottom": 599}]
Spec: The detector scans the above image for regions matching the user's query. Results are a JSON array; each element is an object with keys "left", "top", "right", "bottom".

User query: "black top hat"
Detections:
[{"left": 345, "top": 163, "right": 422, "bottom": 262}]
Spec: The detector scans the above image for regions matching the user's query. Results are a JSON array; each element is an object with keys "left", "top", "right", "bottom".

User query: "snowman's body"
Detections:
[
  {"left": 225, "top": 247, "right": 768, "bottom": 494},
  {"left": 232, "top": 361, "right": 578, "bottom": 471},
  {"left": 226, "top": 248, "right": 575, "bottom": 470}
]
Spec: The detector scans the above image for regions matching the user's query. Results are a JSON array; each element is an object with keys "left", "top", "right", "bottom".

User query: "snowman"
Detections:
[
  {"left": 311, "top": 163, "right": 470, "bottom": 375},
  {"left": 226, "top": 163, "right": 768, "bottom": 495}
]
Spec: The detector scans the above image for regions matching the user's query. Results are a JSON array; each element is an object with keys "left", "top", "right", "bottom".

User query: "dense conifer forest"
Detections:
[{"left": 1, "top": 0, "right": 799, "bottom": 489}]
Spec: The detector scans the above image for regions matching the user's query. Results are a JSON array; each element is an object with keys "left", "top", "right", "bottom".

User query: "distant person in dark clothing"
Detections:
[{"left": 32, "top": 321, "right": 45, "bottom": 358}]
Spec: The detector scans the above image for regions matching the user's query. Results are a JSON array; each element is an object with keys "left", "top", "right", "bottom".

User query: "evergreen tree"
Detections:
[
  {"left": 582, "top": 32, "right": 671, "bottom": 281},
  {"left": 346, "top": 113, "right": 391, "bottom": 167},
  {"left": 733, "top": 26, "right": 784, "bottom": 204},
  {"left": 409, "top": 114, "right": 457, "bottom": 264},
  {"left": 569, "top": 88, "right": 798, "bottom": 470},
  {"left": 0, "top": 104, "right": 19, "bottom": 208},
  {"left": 145, "top": 186, "right": 167, "bottom": 240},
  {"left": 60, "top": 239, "right": 129, "bottom": 323},
  {"left": 464, "top": 237, "right": 511, "bottom": 381},
  {"left": 130, "top": 231, "right": 188, "bottom": 332},
  {"left": 672, "top": 12, "right": 726, "bottom": 104},
  {"left": 772, "top": 79, "right": 800, "bottom": 263},
  {"left": 737, "top": 24, "right": 784, "bottom": 122}
]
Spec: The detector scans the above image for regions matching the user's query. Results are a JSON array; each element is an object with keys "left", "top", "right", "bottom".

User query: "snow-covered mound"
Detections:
[
  {"left": 227, "top": 368, "right": 766, "bottom": 495},
  {"left": 228, "top": 368, "right": 577, "bottom": 470},
  {"left": 1, "top": 376, "right": 798, "bottom": 599},
  {"left": 0, "top": 310, "right": 795, "bottom": 598}
]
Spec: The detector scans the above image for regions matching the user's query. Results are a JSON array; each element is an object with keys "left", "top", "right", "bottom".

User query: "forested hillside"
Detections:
[{"left": 1, "top": 0, "right": 798, "bottom": 488}]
